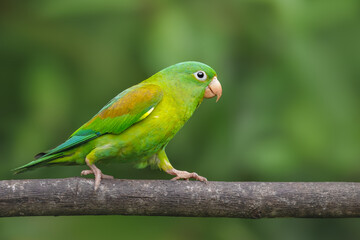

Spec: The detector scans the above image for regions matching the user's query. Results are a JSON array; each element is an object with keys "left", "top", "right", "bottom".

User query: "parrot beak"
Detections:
[{"left": 204, "top": 76, "right": 222, "bottom": 102}]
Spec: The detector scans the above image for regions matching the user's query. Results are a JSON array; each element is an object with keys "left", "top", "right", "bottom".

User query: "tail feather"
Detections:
[
  {"left": 14, "top": 134, "right": 97, "bottom": 174},
  {"left": 34, "top": 152, "right": 47, "bottom": 159},
  {"left": 13, "top": 152, "right": 64, "bottom": 174}
]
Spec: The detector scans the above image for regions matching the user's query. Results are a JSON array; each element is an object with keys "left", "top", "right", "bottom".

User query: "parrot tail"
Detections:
[
  {"left": 34, "top": 152, "right": 47, "bottom": 159},
  {"left": 12, "top": 152, "right": 65, "bottom": 174},
  {"left": 13, "top": 134, "right": 95, "bottom": 174}
]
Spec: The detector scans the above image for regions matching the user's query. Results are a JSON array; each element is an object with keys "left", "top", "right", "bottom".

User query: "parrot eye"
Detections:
[{"left": 194, "top": 71, "right": 207, "bottom": 81}]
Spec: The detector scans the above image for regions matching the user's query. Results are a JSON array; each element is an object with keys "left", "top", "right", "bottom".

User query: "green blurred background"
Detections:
[{"left": 1, "top": 0, "right": 360, "bottom": 239}]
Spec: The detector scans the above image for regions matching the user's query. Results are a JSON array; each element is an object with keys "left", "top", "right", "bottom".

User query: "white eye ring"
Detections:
[{"left": 194, "top": 71, "right": 207, "bottom": 81}]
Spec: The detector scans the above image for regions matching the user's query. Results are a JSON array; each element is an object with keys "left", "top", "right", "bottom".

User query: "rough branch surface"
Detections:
[{"left": 1, "top": 178, "right": 360, "bottom": 218}]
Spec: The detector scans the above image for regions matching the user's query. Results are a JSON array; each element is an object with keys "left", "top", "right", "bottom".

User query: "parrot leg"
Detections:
[
  {"left": 157, "top": 149, "right": 207, "bottom": 182},
  {"left": 81, "top": 158, "right": 114, "bottom": 190}
]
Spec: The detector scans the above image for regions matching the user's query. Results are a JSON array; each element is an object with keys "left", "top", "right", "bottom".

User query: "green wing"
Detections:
[
  {"left": 13, "top": 83, "right": 163, "bottom": 173},
  {"left": 41, "top": 83, "right": 163, "bottom": 157}
]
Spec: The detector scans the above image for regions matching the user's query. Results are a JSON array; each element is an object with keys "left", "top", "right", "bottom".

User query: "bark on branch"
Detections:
[{"left": 1, "top": 178, "right": 360, "bottom": 218}]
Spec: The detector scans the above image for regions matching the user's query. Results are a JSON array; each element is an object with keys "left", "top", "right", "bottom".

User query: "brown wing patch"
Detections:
[
  {"left": 83, "top": 84, "right": 163, "bottom": 130},
  {"left": 98, "top": 84, "right": 162, "bottom": 119}
]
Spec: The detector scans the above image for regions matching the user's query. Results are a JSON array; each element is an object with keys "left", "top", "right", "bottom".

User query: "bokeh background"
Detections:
[{"left": 1, "top": 0, "right": 360, "bottom": 239}]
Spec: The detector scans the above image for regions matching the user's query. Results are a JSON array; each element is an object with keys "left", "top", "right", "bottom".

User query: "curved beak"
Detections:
[{"left": 204, "top": 76, "right": 222, "bottom": 102}]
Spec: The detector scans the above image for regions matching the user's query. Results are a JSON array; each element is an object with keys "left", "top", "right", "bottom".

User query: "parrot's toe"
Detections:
[
  {"left": 101, "top": 173, "right": 114, "bottom": 179},
  {"left": 83, "top": 158, "right": 114, "bottom": 190},
  {"left": 167, "top": 169, "right": 207, "bottom": 182},
  {"left": 81, "top": 169, "right": 114, "bottom": 179},
  {"left": 81, "top": 170, "right": 93, "bottom": 176}
]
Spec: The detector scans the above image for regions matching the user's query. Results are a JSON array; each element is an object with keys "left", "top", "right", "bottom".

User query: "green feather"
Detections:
[
  {"left": 13, "top": 152, "right": 64, "bottom": 174},
  {"left": 43, "top": 134, "right": 99, "bottom": 156},
  {"left": 71, "top": 84, "right": 163, "bottom": 136}
]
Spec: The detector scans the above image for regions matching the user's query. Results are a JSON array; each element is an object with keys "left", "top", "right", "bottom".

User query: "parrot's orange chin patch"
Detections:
[{"left": 204, "top": 76, "right": 222, "bottom": 102}]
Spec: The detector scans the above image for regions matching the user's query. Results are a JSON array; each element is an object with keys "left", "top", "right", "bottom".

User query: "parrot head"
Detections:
[{"left": 157, "top": 61, "right": 222, "bottom": 102}]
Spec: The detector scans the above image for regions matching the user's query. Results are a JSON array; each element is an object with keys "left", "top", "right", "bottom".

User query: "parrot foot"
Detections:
[
  {"left": 81, "top": 170, "right": 114, "bottom": 179},
  {"left": 166, "top": 169, "right": 207, "bottom": 182},
  {"left": 82, "top": 158, "right": 114, "bottom": 190}
]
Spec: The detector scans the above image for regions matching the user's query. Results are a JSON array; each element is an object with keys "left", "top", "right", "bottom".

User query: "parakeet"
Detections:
[{"left": 14, "top": 61, "right": 222, "bottom": 190}]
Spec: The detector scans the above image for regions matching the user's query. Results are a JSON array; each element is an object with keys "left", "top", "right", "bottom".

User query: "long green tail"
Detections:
[
  {"left": 13, "top": 133, "right": 99, "bottom": 174},
  {"left": 12, "top": 152, "right": 64, "bottom": 174}
]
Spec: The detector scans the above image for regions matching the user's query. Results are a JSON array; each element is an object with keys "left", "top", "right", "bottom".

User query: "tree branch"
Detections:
[{"left": 1, "top": 178, "right": 360, "bottom": 218}]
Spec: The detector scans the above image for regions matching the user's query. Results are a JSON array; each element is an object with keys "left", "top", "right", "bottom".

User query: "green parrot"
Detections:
[{"left": 14, "top": 61, "right": 222, "bottom": 190}]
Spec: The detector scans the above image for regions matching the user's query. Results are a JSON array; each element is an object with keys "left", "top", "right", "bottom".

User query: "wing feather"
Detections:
[
  {"left": 43, "top": 83, "right": 163, "bottom": 157},
  {"left": 73, "top": 83, "right": 163, "bottom": 136}
]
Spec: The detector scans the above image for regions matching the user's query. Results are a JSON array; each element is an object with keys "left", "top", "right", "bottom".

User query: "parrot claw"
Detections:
[
  {"left": 83, "top": 158, "right": 114, "bottom": 190},
  {"left": 81, "top": 169, "right": 114, "bottom": 179},
  {"left": 167, "top": 169, "right": 207, "bottom": 182},
  {"left": 81, "top": 170, "right": 93, "bottom": 176}
]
